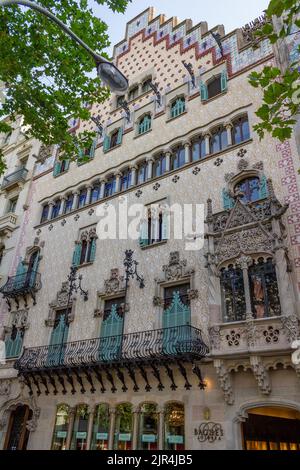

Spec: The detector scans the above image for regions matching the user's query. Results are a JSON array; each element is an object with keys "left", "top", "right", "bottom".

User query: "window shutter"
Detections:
[
  {"left": 200, "top": 81, "right": 208, "bottom": 101},
  {"left": 139, "top": 219, "right": 149, "bottom": 248},
  {"left": 222, "top": 189, "right": 235, "bottom": 210},
  {"left": 72, "top": 243, "right": 82, "bottom": 267},
  {"left": 89, "top": 137, "right": 97, "bottom": 159},
  {"left": 53, "top": 161, "right": 61, "bottom": 177},
  {"left": 29, "top": 253, "right": 40, "bottom": 286},
  {"left": 259, "top": 176, "right": 268, "bottom": 199},
  {"left": 221, "top": 70, "right": 228, "bottom": 92},
  {"left": 116, "top": 127, "right": 123, "bottom": 145},
  {"left": 103, "top": 134, "right": 111, "bottom": 152},
  {"left": 14, "top": 258, "right": 27, "bottom": 289},
  {"left": 162, "top": 212, "right": 170, "bottom": 240},
  {"left": 89, "top": 238, "right": 97, "bottom": 262},
  {"left": 64, "top": 159, "right": 70, "bottom": 171},
  {"left": 5, "top": 331, "right": 23, "bottom": 358}
]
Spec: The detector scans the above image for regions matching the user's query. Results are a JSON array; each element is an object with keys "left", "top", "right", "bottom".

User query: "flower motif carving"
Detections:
[
  {"left": 263, "top": 326, "right": 280, "bottom": 344},
  {"left": 237, "top": 148, "right": 247, "bottom": 158},
  {"left": 172, "top": 175, "right": 180, "bottom": 183},
  {"left": 226, "top": 330, "right": 241, "bottom": 347},
  {"left": 153, "top": 183, "right": 161, "bottom": 191},
  {"left": 135, "top": 190, "right": 143, "bottom": 198},
  {"left": 193, "top": 167, "right": 201, "bottom": 175},
  {"left": 214, "top": 158, "right": 223, "bottom": 167}
]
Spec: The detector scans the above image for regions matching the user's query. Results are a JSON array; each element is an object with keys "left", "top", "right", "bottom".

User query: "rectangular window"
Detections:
[{"left": 7, "top": 197, "right": 18, "bottom": 214}]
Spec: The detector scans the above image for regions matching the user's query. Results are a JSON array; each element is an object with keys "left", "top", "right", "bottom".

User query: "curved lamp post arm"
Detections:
[{"left": 0, "top": 0, "right": 129, "bottom": 93}]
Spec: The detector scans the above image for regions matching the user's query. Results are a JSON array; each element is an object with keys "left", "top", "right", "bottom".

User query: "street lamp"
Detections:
[{"left": 1, "top": 0, "right": 129, "bottom": 94}]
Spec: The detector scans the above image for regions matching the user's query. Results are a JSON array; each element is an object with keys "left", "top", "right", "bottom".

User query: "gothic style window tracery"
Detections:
[
  {"left": 138, "top": 115, "right": 152, "bottom": 135},
  {"left": 72, "top": 228, "right": 97, "bottom": 266},
  {"left": 170, "top": 97, "right": 186, "bottom": 118},
  {"left": 221, "top": 265, "right": 246, "bottom": 323},
  {"left": 249, "top": 258, "right": 281, "bottom": 318},
  {"left": 235, "top": 177, "right": 261, "bottom": 204},
  {"left": 139, "top": 204, "right": 168, "bottom": 248}
]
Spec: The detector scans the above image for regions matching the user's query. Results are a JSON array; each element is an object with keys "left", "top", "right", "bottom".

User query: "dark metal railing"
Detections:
[
  {"left": 0, "top": 271, "right": 41, "bottom": 296},
  {"left": 1, "top": 167, "right": 28, "bottom": 189},
  {"left": 15, "top": 325, "right": 209, "bottom": 373}
]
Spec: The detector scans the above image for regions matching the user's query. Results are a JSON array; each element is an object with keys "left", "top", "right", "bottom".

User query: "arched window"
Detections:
[
  {"left": 139, "top": 207, "right": 168, "bottom": 248},
  {"left": 221, "top": 265, "right": 246, "bottom": 322},
  {"left": 121, "top": 168, "right": 132, "bottom": 191},
  {"left": 78, "top": 189, "right": 87, "bottom": 208},
  {"left": 142, "top": 78, "right": 152, "bottom": 93},
  {"left": 51, "top": 200, "right": 61, "bottom": 219},
  {"left": 207, "top": 76, "right": 222, "bottom": 99},
  {"left": 171, "top": 146, "right": 185, "bottom": 170},
  {"left": 164, "top": 403, "right": 185, "bottom": 450},
  {"left": 99, "top": 298, "right": 124, "bottom": 361},
  {"left": 210, "top": 127, "right": 228, "bottom": 154},
  {"left": 80, "top": 239, "right": 88, "bottom": 265},
  {"left": 153, "top": 154, "right": 167, "bottom": 177},
  {"left": 91, "top": 184, "right": 101, "bottom": 203},
  {"left": 70, "top": 404, "right": 89, "bottom": 450},
  {"left": 138, "top": 115, "right": 152, "bottom": 135},
  {"left": 235, "top": 177, "right": 261, "bottom": 204},
  {"left": 114, "top": 403, "right": 133, "bottom": 450},
  {"left": 40, "top": 204, "right": 49, "bottom": 223},
  {"left": 64, "top": 194, "right": 74, "bottom": 214},
  {"left": 116, "top": 95, "right": 125, "bottom": 108},
  {"left": 104, "top": 176, "right": 116, "bottom": 197},
  {"left": 192, "top": 136, "right": 206, "bottom": 161},
  {"left": 110, "top": 129, "right": 119, "bottom": 148},
  {"left": 137, "top": 161, "right": 147, "bottom": 184},
  {"left": 3, "top": 405, "right": 32, "bottom": 450},
  {"left": 232, "top": 116, "right": 250, "bottom": 145},
  {"left": 138, "top": 403, "right": 158, "bottom": 450},
  {"left": 51, "top": 405, "right": 70, "bottom": 450},
  {"left": 90, "top": 404, "right": 110, "bottom": 450},
  {"left": 171, "top": 97, "right": 185, "bottom": 118},
  {"left": 128, "top": 86, "right": 139, "bottom": 101},
  {"left": 103, "top": 128, "right": 123, "bottom": 152},
  {"left": 73, "top": 235, "right": 97, "bottom": 266}
]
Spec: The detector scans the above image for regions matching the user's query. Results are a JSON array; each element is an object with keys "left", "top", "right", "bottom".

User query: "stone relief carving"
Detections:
[
  {"left": 209, "top": 326, "right": 221, "bottom": 350},
  {"left": 162, "top": 251, "right": 189, "bottom": 281},
  {"left": 104, "top": 269, "right": 125, "bottom": 295},
  {"left": 26, "top": 408, "right": 41, "bottom": 433},
  {"left": 46, "top": 282, "right": 75, "bottom": 326},
  {"left": 0, "top": 380, "right": 12, "bottom": 397},
  {"left": 250, "top": 356, "right": 271, "bottom": 395},
  {"left": 281, "top": 315, "right": 300, "bottom": 343},
  {"left": 214, "top": 360, "right": 234, "bottom": 405}
]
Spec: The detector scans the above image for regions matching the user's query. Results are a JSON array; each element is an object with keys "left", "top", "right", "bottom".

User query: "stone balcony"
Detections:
[
  {"left": 0, "top": 212, "right": 18, "bottom": 238},
  {"left": 1, "top": 167, "right": 28, "bottom": 190},
  {"left": 209, "top": 315, "right": 298, "bottom": 357}
]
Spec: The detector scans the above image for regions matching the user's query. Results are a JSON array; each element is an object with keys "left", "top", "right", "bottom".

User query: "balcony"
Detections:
[
  {"left": 0, "top": 271, "right": 41, "bottom": 310},
  {"left": 0, "top": 212, "right": 18, "bottom": 238},
  {"left": 1, "top": 167, "right": 28, "bottom": 190},
  {"left": 15, "top": 325, "right": 209, "bottom": 395}
]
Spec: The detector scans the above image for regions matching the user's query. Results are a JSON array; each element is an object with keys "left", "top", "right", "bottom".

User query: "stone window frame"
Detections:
[
  {"left": 226, "top": 168, "right": 265, "bottom": 200},
  {"left": 167, "top": 93, "right": 187, "bottom": 121},
  {"left": 45, "top": 282, "right": 77, "bottom": 327},
  {"left": 152, "top": 252, "right": 198, "bottom": 329},
  {"left": 94, "top": 269, "right": 128, "bottom": 321}
]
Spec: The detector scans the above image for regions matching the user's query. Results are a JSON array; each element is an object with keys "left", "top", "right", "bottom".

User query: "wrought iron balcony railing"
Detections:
[
  {"left": 1, "top": 167, "right": 28, "bottom": 190},
  {"left": 0, "top": 271, "right": 41, "bottom": 310},
  {"left": 15, "top": 325, "right": 208, "bottom": 373}
]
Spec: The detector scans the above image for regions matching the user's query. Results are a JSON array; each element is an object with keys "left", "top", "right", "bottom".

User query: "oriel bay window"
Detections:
[
  {"left": 164, "top": 403, "right": 185, "bottom": 450},
  {"left": 90, "top": 404, "right": 110, "bottom": 450},
  {"left": 99, "top": 298, "right": 125, "bottom": 361},
  {"left": 51, "top": 405, "right": 70, "bottom": 450},
  {"left": 139, "top": 404, "right": 158, "bottom": 450},
  {"left": 114, "top": 403, "right": 133, "bottom": 450},
  {"left": 70, "top": 405, "right": 89, "bottom": 450},
  {"left": 221, "top": 258, "right": 281, "bottom": 323}
]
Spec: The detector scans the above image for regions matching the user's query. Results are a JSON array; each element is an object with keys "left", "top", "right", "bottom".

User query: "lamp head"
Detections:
[{"left": 97, "top": 61, "right": 128, "bottom": 94}]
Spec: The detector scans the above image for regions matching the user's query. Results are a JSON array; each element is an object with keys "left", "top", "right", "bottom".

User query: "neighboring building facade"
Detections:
[{"left": 0, "top": 8, "right": 300, "bottom": 451}]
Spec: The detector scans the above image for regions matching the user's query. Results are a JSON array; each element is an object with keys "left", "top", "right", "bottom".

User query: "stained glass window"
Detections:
[
  {"left": 235, "top": 177, "right": 260, "bottom": 204},
  {"left": 221, "top": 266, "right": 246, "bottom": 322},
  {"left": 249, "top": 258, "right": 281, "bottom": 319}
]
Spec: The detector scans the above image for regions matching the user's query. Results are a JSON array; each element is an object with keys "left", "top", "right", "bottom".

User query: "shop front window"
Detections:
[
  {"left": 138, "top": 404, "right": 158, "bottom": 450},
  {"left": 70, "top": 404, "right": 89, "bottom": 450},
  {"left": 164, "top": 403, "right": 185, "bottom": 450},
  {"left": 90, "top": 404, "right": 110, "bottom": 450},
  {"left": 51, "top": 405, "right": 70, "bottom": 450},
  {"left": 114, "top": 403, "right": 133, "bottom": 450}
]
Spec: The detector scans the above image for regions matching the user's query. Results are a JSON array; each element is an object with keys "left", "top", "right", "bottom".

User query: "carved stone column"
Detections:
[
  {"left": 108, "top": 407, "right": 116, "bottom": 450},
  {"left": 214, "top": 359, "right": 234, "bottom": 405},
  {"left": 164, "top": 150, "right": 172, "bottom": 172},
  {"left": 237, "top": 256, "right": 253, "bottom": 318},
  {"left": 72, "top": 191, "right": 79, "bottom": 211},
  {"left": 204, "top": 133, "right": 211, "bottom": 155},
  {"left": 100, "top": 179, "right": 107, "bottom": 199},
  {"left": 147, "top": 157, "right": 154, "bottom": 180},
  {"left": 115, "top": 172, "right": 122, "bottom": 193},
  {"left": 158, "top": 406, "right": 165, "bottom": 450},
  {"left": 184, "top": 141, "right": 191, "bottom": 164},
  {"left": 132, "top": 406, "right": 140, "bottom": 450},
  {"left": 250, "top": 356, "right": 271, "bottom": 395},
  {"left": 59, "top": 196, "right": 67, "bottom": 216},
  {"left": 65, "top": 406, "right": 76, "bottom": 450},
  {"left": 225, "top": 123, "right": 233, "bottom": 146},
  {"left": 86, "top": 185, "right": 93, "bottom": 205},
  {"left": 86, "top": 405, "right": 95, "bottom": 450},
  {"left": 130, "top": 165, "right": 137, "bottom": 187},
  {"left": 48, "top": 201, "right": 55, "bottom": 220}
]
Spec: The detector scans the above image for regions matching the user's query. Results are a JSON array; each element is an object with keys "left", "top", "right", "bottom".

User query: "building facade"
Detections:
[{"left": 0, "top": 8, "right": 300, "bottom": 451}]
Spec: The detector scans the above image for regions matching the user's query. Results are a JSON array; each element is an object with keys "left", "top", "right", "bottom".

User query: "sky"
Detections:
[{"left": 90, "top": 0, "right": 270, "bottom": 55}]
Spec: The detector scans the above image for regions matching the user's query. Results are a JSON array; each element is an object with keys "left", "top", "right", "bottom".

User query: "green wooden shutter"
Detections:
[
  {"left": 29, "top": 253, "right": 40, "bottom": 287},
  {"left": 200, "top": 81, "right": 208, "bottom": 101},
  {"left": 259, "top": 176, "right": 268, "bottom": 199},
  {"left": 163, "top": 291, "right": 191, "bottom": 355},
  {"left": 221, "top": 70, "right": 228, "bottom": 92},
  {"left": 89, "top": 138, "right": 97, "bottom": 159},
  {"left": 222, "top": 189, "right": 234, "bottom": 210},
  {"left": 47, "top": 313, "right": 69, "bottom": 367},
  {"left": 64, "top": 159, "right": 70, "bottom": 171},
  {"left": 139, "top": 219, "right": 149, "bottom": 248},
  {"left": 14, "top": 258, "right": 27, "bottom": 290},
  {"left": 99, "top": 305, "right": 123, "bottom": 361},
  {"left": 72, "top": 243, "right": 82, "bottom": 266},
  {"left": 103, "top": 135, "right": 111, "bottom": 152},
  {"left": 116, "top": 127, "right": 123, "bottom": 145},
  {"left": 89, "top": 238, "right": 97, "bottom": 262},
  {"left": 5, "top": 330, "right": 23, "bottom": 359},
  {"left": 53, "top": 161, "right": 61, "bottom": 177}
]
